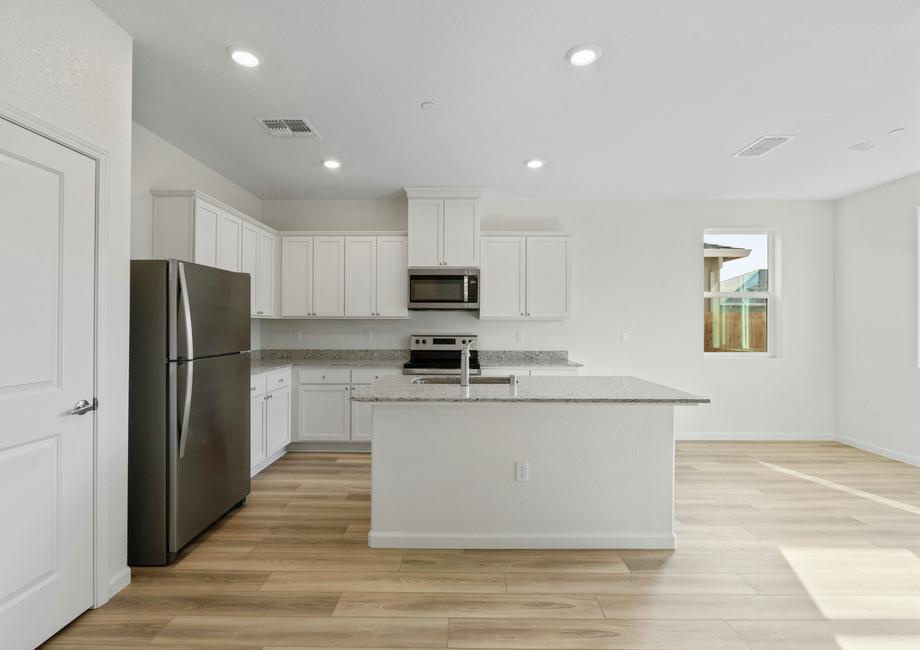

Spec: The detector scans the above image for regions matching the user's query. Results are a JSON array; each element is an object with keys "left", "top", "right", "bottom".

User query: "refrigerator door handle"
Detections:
[
  {"left": 178, "top": 262, "right": 195, "bottom": 360},
  {"left": 179, "top": 360, "right": 194, "bottom": 458}
]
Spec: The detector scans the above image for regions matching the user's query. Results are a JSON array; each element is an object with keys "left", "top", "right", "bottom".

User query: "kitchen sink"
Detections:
[{"left": 412, "top": 376, "right": 514, "bottom": 385}]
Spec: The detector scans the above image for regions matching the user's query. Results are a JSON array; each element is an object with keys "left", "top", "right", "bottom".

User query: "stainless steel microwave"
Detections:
[{"left": 408, "top": 268, "right": 479, "bottom": 310}]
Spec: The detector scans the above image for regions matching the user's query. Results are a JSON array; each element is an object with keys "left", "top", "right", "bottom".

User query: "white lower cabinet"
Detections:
[
  {"left": 250, "top": 368, "right": 292, "bottom": 475},
  {"left": 295, "top": 367, "right": 401, "bottom": 444},
  {"left": 298, "top": 384, "right": 352, "bottom": 441}
]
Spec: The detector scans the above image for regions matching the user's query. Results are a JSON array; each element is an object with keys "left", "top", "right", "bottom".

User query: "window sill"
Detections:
[{"left": 704, "top": 352, "right": 774, "bottom": 359}]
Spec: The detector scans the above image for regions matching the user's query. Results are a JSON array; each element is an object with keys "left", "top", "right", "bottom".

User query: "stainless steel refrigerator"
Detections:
[{"left": 128, "top": 260, "right": 251, "bottom": 565}]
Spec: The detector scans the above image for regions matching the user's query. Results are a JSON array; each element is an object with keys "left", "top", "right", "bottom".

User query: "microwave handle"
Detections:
[{"left": 463, "top": 275, "right": 469, "bottom": 303}]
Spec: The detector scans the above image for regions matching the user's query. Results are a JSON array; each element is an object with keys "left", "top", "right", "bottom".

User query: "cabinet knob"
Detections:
[
  {"left": 251, "top": 386, "right": 256, "bottom": 392},
  {"left": 321, "top": 375, "right": 326, "bottom": 379}
]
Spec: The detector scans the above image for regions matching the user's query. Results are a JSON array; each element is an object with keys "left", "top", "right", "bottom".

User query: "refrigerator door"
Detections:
[
  {"left": 169, "top": 352, "right": 250, "bottom": 553},
  {"left": 174, "top": 261, "right": 250, "bottom": 360}
]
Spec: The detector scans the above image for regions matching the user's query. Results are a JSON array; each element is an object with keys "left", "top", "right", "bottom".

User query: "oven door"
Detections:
[{"left": 408, "top": 272, "right": 477, "bottom": 309}]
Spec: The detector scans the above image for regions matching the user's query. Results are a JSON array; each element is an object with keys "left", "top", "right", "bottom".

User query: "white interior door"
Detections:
[{"left": 0, "top": 117, "right": 96, "bottom": 649}]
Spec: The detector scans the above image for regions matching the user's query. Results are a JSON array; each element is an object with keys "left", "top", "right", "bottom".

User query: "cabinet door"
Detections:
[
  {"left": 350, "top": 397, "right": 373, "bottom": 442},
  {"left": 526, "top": 236, "right": 570, "bottom": 318},
  {"left": 265, "top": 386, "right": 291, "bottom": 456},
  {"left": 250, "top": 394, "right": 266, "bottom": 473},
  {"left": 408, "top": 199, "right": 442, "bottom": 267},
  {"left": 280, "top": 236, "right": 313, "bottom": 317},
  {"left": 193, "top": 199, "right": 219, "bottom": 267},
  {"left": 344, "top": 236, "right": 376, "bottom": 317},
  {"left": 376, "top": 236, "right": 408, "bottom": 318},
  {"left": 241, "top": 222, "right": 259, "bottom": 315},
  {"left": 297, "top": 384, "right": 350, "bottom": 441},
  {"left": 313, "top": 236, "right": 345, "bottom": 317},
  {"left": 216, "top": 211, "right": 242, "bottom": 272},
  {"left": 480, "top": 236, "right": 525, "bottom": 319},
  {"left": 442, "top": 199, "right": 480, "bottom": 267},
  {"left": 256, "top": 230, "right": 275, "bottom": 316}
]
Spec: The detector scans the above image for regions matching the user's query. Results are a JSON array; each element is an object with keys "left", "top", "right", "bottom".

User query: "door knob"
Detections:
[{"left": 69, "top": 398, "right": 97, "bottom": 415}]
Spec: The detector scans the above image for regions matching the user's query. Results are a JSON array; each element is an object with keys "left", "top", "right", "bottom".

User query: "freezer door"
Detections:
[
  {"left": 175, "top": 261, "right": 250, "bottom": 360},
  {"left": 170, "top": 353, "right": 250, "bottom": 552}
]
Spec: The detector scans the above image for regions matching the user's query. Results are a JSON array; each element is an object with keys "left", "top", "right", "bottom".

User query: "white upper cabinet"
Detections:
[
  {"left": 480, "top": 236, "right": 526, "bottom": 319},
  {"left": 405, "top": 187, "right": 481, "bottom": 267},
  {"left": 241, "top": 222, "right": 259, "bottom": 313},
  {"left": 150, "top": 191, "right": 277, "bottom": 314},
  {"left": 216, "top": 210, "right": 242, "bottom": 272},
  {"left": 281, "top": 236, "right": 313, "bottom": 317},
  {"left": 312, "top": 236, "right": 345, "bottom": 317},
  {"left": 480, "top": 234, "right": 570, "bottom": 320},
  {"left": 407, "top": 200, "right": 442, "bottom": 267},
  {"left": 376, "top": 236, "right": 409, "bottom": 318},
  {"left": 442, "top": 199, "right": 480, "bottom": 267},
  {"left": 256, "top": 231, "right": 275, "bottom": 317},
  {"left": 345, "top": 236, "right": 377, "bottom": 317},
  {"left": 526, "top": 236, "right": 569, "bottom": 318},
  {"left": 192, "top": 198, "right": 219, "bottom": 266}
]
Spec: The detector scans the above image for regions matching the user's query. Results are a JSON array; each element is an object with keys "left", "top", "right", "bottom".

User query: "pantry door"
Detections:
[{"left": 0, "top": 116, "right": 97, "bottom": 649}]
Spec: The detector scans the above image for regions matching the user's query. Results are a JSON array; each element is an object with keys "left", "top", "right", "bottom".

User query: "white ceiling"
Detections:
[{"left": 95, "top": 0, "right": 920, "bottom": 200}]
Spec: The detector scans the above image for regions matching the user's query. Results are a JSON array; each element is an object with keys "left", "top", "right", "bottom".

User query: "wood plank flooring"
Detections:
[{"left": 43, "top": 442, "right": 920, "bottom": 649}]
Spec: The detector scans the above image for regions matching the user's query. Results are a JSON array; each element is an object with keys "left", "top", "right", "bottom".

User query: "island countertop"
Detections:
[{"left": 350, "top": 375, "right": 709, "bottom": 404}]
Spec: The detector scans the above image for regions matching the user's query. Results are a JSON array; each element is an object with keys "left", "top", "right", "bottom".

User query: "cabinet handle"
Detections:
[
  {"left": 321, "top": 375, "right": 326, "bottom": 379},
  {"left": 278, "top": 378, "right": 284, "bottom": 383},
  {"left": 251, "top": 386, "right": 256, "bottom": 392}
]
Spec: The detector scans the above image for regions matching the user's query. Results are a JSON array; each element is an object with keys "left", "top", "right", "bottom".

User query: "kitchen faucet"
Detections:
[{"left": 460, "top": 338, "right": 477, "bottom": 386}]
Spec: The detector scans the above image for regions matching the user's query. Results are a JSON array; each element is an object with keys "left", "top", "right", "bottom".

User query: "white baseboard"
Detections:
[
  {"left": 287, "top": 441, "right": 371, "bottom": 453},
  {"left": 368, "top": 531, "right": 675, "bottom": 550},
  {"left": 836, "top": 435, "right": 920, "bottom": 468},
  {"left": 99, "top": 566, "right": 131, "bottom": 605},
  {"left": 677, "top": 432, "right": 834, "bottom": 441}
]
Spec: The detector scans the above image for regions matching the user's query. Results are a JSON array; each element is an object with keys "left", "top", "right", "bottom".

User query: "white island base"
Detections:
[{"left": 369, "top": 401, "right": 679, "bottom": 549}]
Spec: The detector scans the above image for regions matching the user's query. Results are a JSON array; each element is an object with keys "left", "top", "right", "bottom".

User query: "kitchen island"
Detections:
[{"left": 351, "top": 375, "right": 708, "bottom": 550}]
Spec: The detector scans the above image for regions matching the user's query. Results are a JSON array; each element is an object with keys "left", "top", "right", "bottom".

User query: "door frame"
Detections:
[{"left": 0, "top": 99, "right": 122, "bottom": 608}]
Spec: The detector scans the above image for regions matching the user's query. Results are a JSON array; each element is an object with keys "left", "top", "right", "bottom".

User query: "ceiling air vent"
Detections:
[
  {"left": 733, "top": 135, "right": 794, "bottom": 158},
  {"left": 257, "top": 118, "right": 320, "bottom": 139}
]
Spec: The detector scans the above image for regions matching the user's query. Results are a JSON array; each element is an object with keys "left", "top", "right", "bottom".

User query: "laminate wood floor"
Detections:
[{"left": 44, "top": 442, "right": 920, "bottom": 649}]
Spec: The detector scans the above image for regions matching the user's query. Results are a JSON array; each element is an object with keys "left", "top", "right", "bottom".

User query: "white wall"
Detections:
[
  {"left": 131, "top": 122, "right": 263, "bottom": 258},
  {"left": 260, "top": 199, "right": 836, "bottom": 438},
  {"left": 835, "top": 172, "right": 920, "bottom": 464},
  {"left": 0, "top": 0, "right": 133, "bottom": 602}
]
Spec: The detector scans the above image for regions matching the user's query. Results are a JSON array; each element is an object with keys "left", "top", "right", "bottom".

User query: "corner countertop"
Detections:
[{"left": 350, "top": 375, "right": 709, "bottom": 404}]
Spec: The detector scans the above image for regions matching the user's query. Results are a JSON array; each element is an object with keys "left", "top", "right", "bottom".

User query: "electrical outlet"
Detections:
[
  {"left": 293, "top": 331, "right": 303, "bottom": 342},
  {"left": 514, "top": 331, "right": 524, "bottom": 343},
  {"left": 363, "top": 328, "right": 371, "bottom": 344},
  {"left": 867, "top": 402, "right": 877, "bottom": 415},
  {"left": 515, "top": 461, "right": 529, "bottom": 482},
  {"left": 620, "top": 332, "right": 630, "bottom": 344}
]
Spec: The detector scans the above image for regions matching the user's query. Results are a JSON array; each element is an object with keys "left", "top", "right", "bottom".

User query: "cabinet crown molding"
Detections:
[
  {"left": 151, "top": 189, "right": 277, "bottom": 234},
  {"left": 404, "top": 186, "right": 484, "bottom": 199}
]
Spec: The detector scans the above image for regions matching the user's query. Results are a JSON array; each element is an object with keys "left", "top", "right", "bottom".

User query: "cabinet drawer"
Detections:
[
  {"left": 250, "top": 375, "right": 267, "bottom": 396},
  {"left": 351, "top": 367, "right": 402, "bottom": 384},
  {"left": 299, "top": 368, "right": 351, "bottom": 384},
  {"left": 266, "top": 369, "right": 290, "bottom": 389}
]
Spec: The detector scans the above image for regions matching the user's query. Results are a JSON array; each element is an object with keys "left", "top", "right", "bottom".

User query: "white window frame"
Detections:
[{"left": 703, "top": 228, "right": 777, "bottom": 359}]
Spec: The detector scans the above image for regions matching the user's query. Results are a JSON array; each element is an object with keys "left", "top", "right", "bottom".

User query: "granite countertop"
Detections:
[
  {"left": 249, "top": 349, "right": 583, "bottom": 375},
  {"left": 350, "top": 375, "right": 709, "bottom": 404}
]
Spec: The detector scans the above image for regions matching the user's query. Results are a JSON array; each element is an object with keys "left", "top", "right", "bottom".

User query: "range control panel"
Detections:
[{"left": 410, "top": 334, "right": 478, "bottom": 350}]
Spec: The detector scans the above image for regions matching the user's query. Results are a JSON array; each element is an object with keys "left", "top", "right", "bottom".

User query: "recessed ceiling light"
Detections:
[
  {"left": 229, "top": 48, "right": 260, "bottom": 68},
  {"left": 525, "top": 159, "right": 545, "bottom": 170},
  {"left": 420, "top": 101, "right": 438, "bottom": 111},
  {"left": 566, "top": 44, "right": 602, "bottom": 67},
  {"left": 323, "top": 158, "right": 342, "bottom": 170},
  {"left": 848, "top": 141, "right": 876, "bottom": 152},
  {"left": 889, "top": 127, "right": 907, "bottom": 136}
]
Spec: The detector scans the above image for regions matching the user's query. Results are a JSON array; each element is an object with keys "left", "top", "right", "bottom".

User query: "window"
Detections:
[{"left": 703, "top": 231, "right": 773, "bottom": 356}]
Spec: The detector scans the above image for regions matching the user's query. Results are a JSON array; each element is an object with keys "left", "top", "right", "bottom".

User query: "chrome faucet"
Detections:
[{"left": 460, "top": 339, "right": 477, "bottom": 386}]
